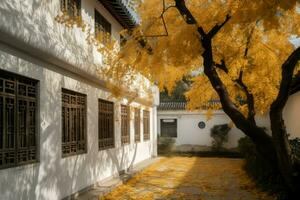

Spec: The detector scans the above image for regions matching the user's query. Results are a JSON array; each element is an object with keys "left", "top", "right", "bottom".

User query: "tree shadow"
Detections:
[
  {"left": 0, "top": 1, "right": 155, "bottom": 199},
  {"left": 161, "top": 157, "right": 269, "bottom": 200},
  {"left": 0, "top": 46, "right": 151, "bottom": 200}
]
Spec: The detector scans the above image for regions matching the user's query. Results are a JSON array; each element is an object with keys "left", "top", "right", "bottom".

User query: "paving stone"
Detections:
[{"left": 74, "top": 157, "right": 161, "bottom": 200}]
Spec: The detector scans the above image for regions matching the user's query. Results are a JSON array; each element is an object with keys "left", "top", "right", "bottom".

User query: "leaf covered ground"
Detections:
[{"left": 101, "top": 157, "right": 274, "bottom": 200}]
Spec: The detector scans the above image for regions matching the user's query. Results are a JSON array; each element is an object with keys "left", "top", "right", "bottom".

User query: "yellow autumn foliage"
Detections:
[
  {"left": 55, "top": 0, "right": 300, "bottom": 115},
  {"left": 102, "top": 157, "right": 273, "bottom": 200},
  {"left": 55, "top": 7, "right": 154, "bottom": 100},
  {"left": 116, "top": 0, "right": 300, "bottom": 116}
]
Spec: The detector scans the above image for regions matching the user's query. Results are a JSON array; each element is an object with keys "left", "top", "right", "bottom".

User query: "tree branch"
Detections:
[
  {"left": 137, "top": 38, "right": 153, "bottom": 54},
  {"left": 214, "top": 60, "right": 256, "bottom": 124},
  {"left": 171, "top": 0, "right": 269, "bottom": 140},
  {"left": 235, "top": 71, "right": 256, "bottom": 124},
  {"left": 244, "top": 25, "right": 255, "bottom": 57},
  {"left": 290, "top": 71, "right": 300, "bottom": 96},
  {"left": 172, "top": 0, "right": 276, "bottom": 164},
  {"left": 144, "top": 0, "right": 175, "bottom": 38},
  {"left": 171, "top": 0, "right": 270, "bottom": 136},
  {"left": 236, "top": 25, "right": 256, "bottom": 123},
  {"left": 174, "top": 0, "right": 197, "bottom": 25},
  {"left": 214, "top": 60, "right": 228, "bottom": 73},
  {"left": 271, "top": 47, "right": 300, "bottom": 110},
  {"left": 269, "top": 47, "right": 300, "bottom": 190},
  {"left": 207, "top": 15, "right": 231, "bottom": 38}
]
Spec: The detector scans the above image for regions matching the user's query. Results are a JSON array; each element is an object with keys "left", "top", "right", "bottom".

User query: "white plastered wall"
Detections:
[
  {"left": 0, "top": 0, "right": 157, "bottom": 199},
  {"left": 283, "top": 92, "right": 300, "bottom": 139},
  {"left": 157, "top": 110, "right": 270, "bottom": 149},
  {"left": 0, "top": 47, "right": 155, "bottom": 200}
]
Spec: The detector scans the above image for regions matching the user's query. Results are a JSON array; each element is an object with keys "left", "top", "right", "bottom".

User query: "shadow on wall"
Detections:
[
  {"left": 0, "top": 53, "right": 140, "bottom": 200},
  {"left": 0, "top": 0, "right": 147, "bottom": 198},
  {"left": 0, "top": 0, "right": 97, "bottom": 80}
]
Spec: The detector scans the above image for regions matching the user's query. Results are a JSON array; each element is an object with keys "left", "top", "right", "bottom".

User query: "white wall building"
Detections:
[
  {"left": 157, "top": 100, "right": 300, "bottom": 152},
  {"left": 0, "top": 0, "right": 158, "bottom": 199},
  {"left": 157, "top": 102, "right": 247, "bottom": 151}
]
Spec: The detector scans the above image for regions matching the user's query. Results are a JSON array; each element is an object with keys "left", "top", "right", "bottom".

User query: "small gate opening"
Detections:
[{"left": 161, "top": 119, "right": 177, "bottom": 137}]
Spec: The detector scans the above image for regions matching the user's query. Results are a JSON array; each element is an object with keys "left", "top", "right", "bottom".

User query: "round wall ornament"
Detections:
[{"left": 198, "top": 121, "right": 206, "bottom": 129}]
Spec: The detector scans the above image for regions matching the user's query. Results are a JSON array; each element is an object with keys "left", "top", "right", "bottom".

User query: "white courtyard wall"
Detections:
[
  {"left": 283, "top": 92, "right": 300, "bottom": 139},
  {"left": 158, "top": 98, "right": 300, "bottom": 150},
  {"left": 157, "top": 110, "right": 270, "bottom": 149}
]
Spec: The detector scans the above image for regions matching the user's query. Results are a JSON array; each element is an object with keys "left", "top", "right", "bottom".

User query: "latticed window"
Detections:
[
  {"left": 98, "top": 99, "right": 114, "bottom": 150},
  {"left": 134, "top": 108, "right": 140, "bottom": 143},
  {"left": 62, "top": 89, "right": 87, "bottom": 157},
  {"left": 60, "top": 0, "right": 81, "bottom": 17},
  {"left": 95, "top": 9, "right": 112, "bottom": 45},
  {"left": 121, "top": 105, "right": 130, "bottom": 145},
  {"left": 120, "top": 35, "right": 127, "bottom": 48},
  {"left": 0, "top": 70, "right": 38, "bottom": 169},
  {"left": 143, "top": 110, "right": 150, "bottom": 141}
]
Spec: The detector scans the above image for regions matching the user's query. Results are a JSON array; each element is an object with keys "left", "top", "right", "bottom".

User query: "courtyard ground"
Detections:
[{"left": 101, "top": 157, "right": 274, "bottom": 200}]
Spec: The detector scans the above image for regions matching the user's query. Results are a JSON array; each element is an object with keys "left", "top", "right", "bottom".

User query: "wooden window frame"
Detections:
[
  {"left": 0, "top": 69, "right": 39, "bottom": 170},
  {"left": 121, "top": 105, "right": 130, "bottom": 145},
  {"left": 61, "top": 88, "right": 87, "bottom": 158},
  {"left": 95, "top": 9, "right": 112, "bottom": 45},
  {"left": 143, "top": 110, "right": 150, "bottom": 141},
  {"left": 60, "top": 0, "right": 81, "bottom": 18},
  {"left": 98, "top": 99, "right": 115, "bottom": 150},
  {"left": 134, "top": 108, "right": 141, "bottom": 143}
]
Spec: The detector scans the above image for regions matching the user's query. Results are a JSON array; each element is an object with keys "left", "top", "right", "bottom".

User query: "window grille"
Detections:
[
  {"left": 121, "top": 105, "right": 130, "bottom": 145},
  {"left": 60, "top": 0, "right": 81, "bottom": 17},
  {"left": 134, "top": 108, "right": 140, "bottom": 142},
  {"left": 0, "top": 69, "right": 38, "bottom": 169},
  {"left": 98, "top": 99, "right": 114, "bottom": 150},
  {"left": 143, "top": 110, "right": 150, "bottom": 141},
  {"left": 62, "top": 88, "right": 87, "bottom": 157},
  {"left": 95, "top": 9, "right": 112, "bottom": 45}
]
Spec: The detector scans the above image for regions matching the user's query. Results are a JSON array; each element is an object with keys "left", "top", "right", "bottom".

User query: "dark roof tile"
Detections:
[
  {"left": 99, "top": 0, "right": 138, "bottom": 29},
  {"left": 158, "top": 100, "right": 221, "bottom": 111},
  {"left": 158, "top": 102, "right": 187, "bottom": 111}
]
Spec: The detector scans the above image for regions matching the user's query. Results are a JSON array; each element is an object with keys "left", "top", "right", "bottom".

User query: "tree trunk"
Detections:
[
  {"left": 200, "top": 32, "right": 278, "bottom": 165},
  {"left": 270, "top": 108, "right": 300, "bottom": 194},
  {"left": 269, "top": 47, "right": 300, "bottom": 194},
  {"left": 173, "top": 0, "right": 300, "bottom": 194}
]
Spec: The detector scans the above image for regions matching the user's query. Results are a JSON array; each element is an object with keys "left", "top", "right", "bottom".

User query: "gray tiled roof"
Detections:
[
  {"left": 158, "top": 102, "right": 187, "bottom": 111},
  {"left": 158, "top": 100, "right": 221, "bottom": 111},
  {"left": 99, "top": 0, "right": 138, "bottom": 29}
]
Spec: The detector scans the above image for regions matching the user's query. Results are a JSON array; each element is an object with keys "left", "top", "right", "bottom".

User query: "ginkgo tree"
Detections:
[{"left": 111, "top": 0, "right": 300, "bottom": 195}]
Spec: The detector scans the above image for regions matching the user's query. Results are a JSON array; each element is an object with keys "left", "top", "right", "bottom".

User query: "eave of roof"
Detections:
[
  {"left": 158, "top": 102, "right": 187, "bottom": 111},
  {"left": 99, "top": 0, "right": 138, "bottom": 29},
  {"left": 158, "top": 100, "right": 221, "bottom": 111}
]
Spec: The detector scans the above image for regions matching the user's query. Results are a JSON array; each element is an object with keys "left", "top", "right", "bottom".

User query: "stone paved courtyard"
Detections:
[{"left": 101, "top": 157, "right": 274, "bottom": 200}]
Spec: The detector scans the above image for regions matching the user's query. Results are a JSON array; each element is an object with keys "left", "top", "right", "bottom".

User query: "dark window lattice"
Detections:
[
  {"left": 60, "top": 0, "right": 81, "bottom": 17},
  {"left": 95, "top": 9, "right": 112, "bottom": 45},
  {"left": 121, "top": 105, "right": 130, "bottom": 145},
  {"left": 98, "top": 99, "right": 114, "bottom": 150},
  {"left": 134, "top": 108, "right": 140, "bottom": 142},
  {"left": 0, "top": 70, "right": 38, "bottom": 169},
  {"left": 62, "top": 88, "right": 87, "bottom": 157},
  {"left": 143, "top": 110, "right": 150, "bottom": 141},
  {"left": 161, "top": 119, "right": 177, "bottom": 138}
]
